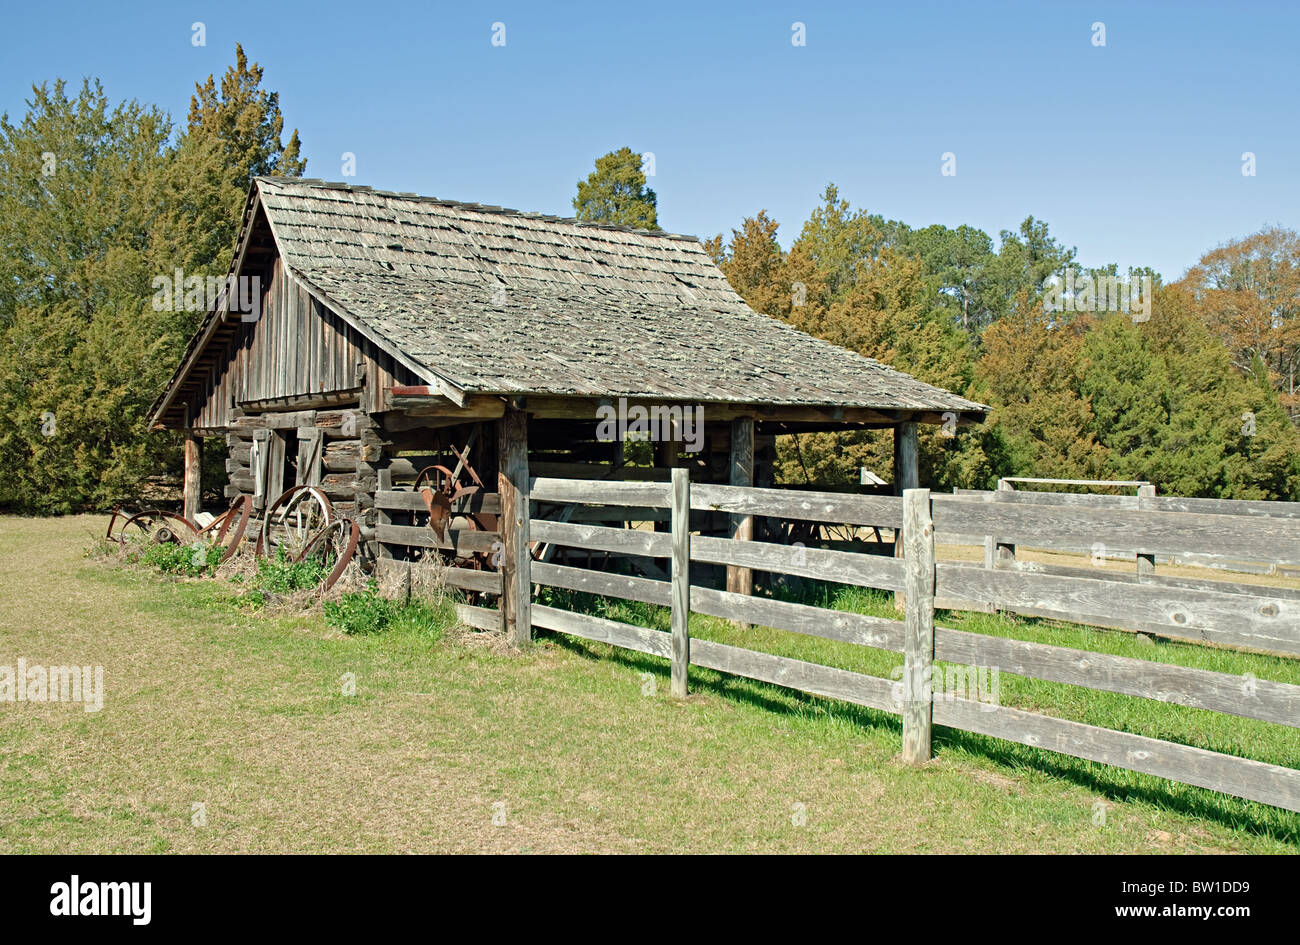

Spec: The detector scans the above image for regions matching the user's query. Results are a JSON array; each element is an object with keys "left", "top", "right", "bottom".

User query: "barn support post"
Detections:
[
  {"left": 726, "top": 416, "right": 755, "bottom": 615},
  {"left": 901, "top": 488, "right": 935, "bottom": 765},
  {"left": 893, "top": 420, "right": 918, "bottom": 609},
  {"left": 183, "top": 432, "right": 202, "bottom": 520},
  {"left": 670, "top": 467, "right": 691, "bottom": 698},
  {"left": 498, "top": 404, "right": 532, "bottom": 647}
]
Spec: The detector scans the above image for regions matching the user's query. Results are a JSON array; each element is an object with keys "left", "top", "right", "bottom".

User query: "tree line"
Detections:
[
  {"left": 701, "top": 185, "right": 1300, "bottom": 499},
  {"left": 1, "top": 74, "right": 1296, "bottom": 513},
  {"left": 0, "top": 47, "right": 303, "bottom": 513}
]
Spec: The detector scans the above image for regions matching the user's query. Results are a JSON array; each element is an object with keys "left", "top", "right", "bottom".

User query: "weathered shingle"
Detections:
[{"left": 192, "top": 177, "right": 989, "bottom": 414}]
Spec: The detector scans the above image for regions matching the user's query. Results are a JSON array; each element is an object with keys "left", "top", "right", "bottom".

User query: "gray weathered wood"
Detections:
[
  {"left": 933, "top": 698, "right": 1300, "bottom": 813},
  {"left": 376, "top": 523, "right": 499, "bottom": 553},
  {"left": 671, "top": 468, "right": 690, "bottom": 698},
  {"left": 955, "top": 487, "right": 1300, "bottom": 519},
  {"left": 932, "top": 494, "right": 1300, "bottom": 565},
  {"left": 375, "top": 490, "right": 500, "bottom": 514},
  {"left": 689, "top": 638, "right": 899, "bottom": 714},
  {"left": 933, "top": 625, "right": 1300, "bottom": 728},
  {"left": 934, "top": 562, "right": 1299, "bottom": 654},
  {"left": 530, "top": 519, "right": 669, "bottom": 558},
  {"left": 690, "top": 483, "right": 902, "bottom": 528},
  {"left": 954, "top": 556, "right": 1300, "bottom": 601},
  {"left": 530, "top": 561, "right": 907, "bottom": 652},
  {"left": 442, "top": 566, "right": 503, "bottom": 596},
  {"left": 456, "top": 603, "right": 502, "bottom": 632},
  {"left": 498, "top": 406, "right": 531, "bottom": 646},
  {"left": 529, "top": 477, "right": 671, "bottom": 508},
  {"left": 691, "top": 534, "right": 906, "bottom": 591},
  {"left": 183, "top": 433, "right": 202, "bottom": 519},
  {"left": 726, "top": 418, "right": 755, "bottom": 602},
  {"left": 531, "top": 604, "right": 672, "bottom": 659},
  {"left": 902, "top": 489, "right": 935, "bottom": 764},
  {"left": 376, "top": 468, "right": 394, "bottom": 561},
  {"left": 532, "top": 604, "right": 899, "bottom": 714}
]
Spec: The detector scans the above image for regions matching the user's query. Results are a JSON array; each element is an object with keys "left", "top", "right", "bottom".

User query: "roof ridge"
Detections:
[{"left": 254, "top": 176, "right": 700, "bottom": 243}]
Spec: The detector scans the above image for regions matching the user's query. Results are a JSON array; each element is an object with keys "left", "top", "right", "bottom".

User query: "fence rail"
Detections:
[{"left": 510, "top": 472, "right": 1300, "bottom": 813}]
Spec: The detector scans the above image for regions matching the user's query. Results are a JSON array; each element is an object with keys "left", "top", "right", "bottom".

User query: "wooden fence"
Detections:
[
  {"left": 369, "top": 471, "right": 1300, "bottom": 811},
  {"left": 423, "top": 471, "right": 1300, "bottom": 814},
  {"left": 948, "top": 484, "right": 1300, "bottom": 579}
]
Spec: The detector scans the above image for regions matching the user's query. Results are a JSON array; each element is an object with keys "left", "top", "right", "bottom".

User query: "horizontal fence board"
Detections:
[
  {"left": 933, "top": 698, "right": 1300, "bottom": 812},
  {"left": 532, "top": 604, "right": 672, "bottom": 659},
  {"left": 689, "top": 638, "right": 899, "bottom": 714},
  {"left": 932, "top": 494, "right": 1300, "bottom": 564},
  {"left": 532, "top": 561, "right": 668, "bottom": 607},
  {"left": 953, "top": 489, "right": 1137, "bottom": 510},
  {"left": 376, "top": 523, "right": 499, "bottom": 554},
  {"left": 691, "top": 534, "right": 906, "bottom": 592},
  {"left": 1148, "top": 496, "right": 1300, "bottom": 518},
  {"left": 691, "top": 483, "right": 902, "bottom": 528},
  {"left": 935, "top": 562, "right": 1299, "bottom": 654},
  {"left": 530, "top": 561, "right": 905, "bottom": 651},
  {"left": 443, "top": 567, "right": 502, "bottom": 595},
  {"left": 375, "top": 558, "right": 501, "bottom": 596},
  {"left": 967, "top": 557, "right": 1300, "bottom": 601},
  {"left": 529, "top": 477, "right": 670, "bottom": 508},
  {"left": 955, "top": 488, "right": 1300, "bottom": 519},
  {"left": 456, "top": 603, "right": 502, "bottom": 632},
  {"left": 375, "top": 490, "right": 501, "bottom": 514},
  {"left": 690, "top": 586, "right": 905, "bottom": 651},
  {"left": 530, "top": 519, "right": 669, "bottom": 558},
  {"left": 933, "top": 626, "right": 1300, "bottom": 728},
  {"left": 533, "top": 605, "right": 899, "bottom": 715}
]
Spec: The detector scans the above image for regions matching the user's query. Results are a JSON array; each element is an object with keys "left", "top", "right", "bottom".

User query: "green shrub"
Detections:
[
  {"left": 251, "top": 548, "right": 328, "bottom": 594},
  {"left": 128, "top": 540, "right": 218, "bottom": 578},
  {"left": 323, "top": 583, "right": 447, "bottom": 638}
]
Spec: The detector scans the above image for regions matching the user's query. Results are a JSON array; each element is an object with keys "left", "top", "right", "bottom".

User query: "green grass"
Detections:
[
  {"left": 536, "top": 579, "right": 1300, "bottom": 843},
  {"left": 0, "top": 514, "right": 1296, "bottom": 853}
]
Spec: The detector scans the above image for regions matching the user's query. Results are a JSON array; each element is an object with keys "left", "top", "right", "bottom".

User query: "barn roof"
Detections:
[{"left": 152, "top": 177, "right": 987, "bottom": 424}]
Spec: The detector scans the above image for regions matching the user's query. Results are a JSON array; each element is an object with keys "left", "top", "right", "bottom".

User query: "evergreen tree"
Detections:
[{"left": 572, "top": 147, "right": 659, "bottom": 230}]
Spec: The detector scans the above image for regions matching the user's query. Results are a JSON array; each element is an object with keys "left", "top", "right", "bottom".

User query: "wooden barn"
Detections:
[{"left": 149, "top": 177, "right": 986, "bottom": 605}]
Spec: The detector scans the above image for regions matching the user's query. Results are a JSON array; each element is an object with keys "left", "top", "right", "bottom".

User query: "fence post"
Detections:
[
  {"left": 726, "top": 417, "right": 755, "bottom": 626},
  {"left": 902, "top": 488, "right": 936, "bottom": 765},
  {"left": 1136, "top": 483, "right": 1156, "bottom": 581},
  {"left": 671, "top": 467, "right": 691, "bottom": 698},
  {"left": 498, "top": 405, "right": 532, "bottom": 647},
  {"left": 183, "top": 432, "right": 202, "bottom": 520}
]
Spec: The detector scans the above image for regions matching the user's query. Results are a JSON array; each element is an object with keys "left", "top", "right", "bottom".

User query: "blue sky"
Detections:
[{"left": 2, "top": 0, "right": 1296, "bottom": 280}]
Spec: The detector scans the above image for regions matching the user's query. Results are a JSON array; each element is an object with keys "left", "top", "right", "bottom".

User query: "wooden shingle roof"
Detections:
[{"left": 155, "top": 177, "right": 988, "bottom": 422}]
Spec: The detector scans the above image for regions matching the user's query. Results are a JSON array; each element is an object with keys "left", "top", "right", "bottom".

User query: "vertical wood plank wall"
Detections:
[{"left": 188, "top": 255, "right": 419, "bottom": 431}]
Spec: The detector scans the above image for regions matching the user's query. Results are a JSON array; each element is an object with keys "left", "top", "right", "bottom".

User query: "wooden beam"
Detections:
[
  {"left": 893, "top": 420, "right": 919, "bottom": 608},
  {"left": 893, "top": 421, "right": 920, "bottom": 493},
  {"left": 902, "top": 488, "right": 936, "bottom": 764},
  {"left": 497, "top": 405, "right": 532, "bottom": 647},
  {"left": 726, "top": 417, "right": 755, "bottom": 608},
  {"left": 670, "top": 468, "right": 691, "bottom": 698},
  {"left": 183, "top": 433, "right": 202, "bottom": 520}
]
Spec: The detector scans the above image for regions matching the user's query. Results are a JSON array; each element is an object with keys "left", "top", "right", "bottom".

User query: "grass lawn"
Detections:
[{"left": 0, "top": 514, "right": 1296, "bottom": 854}]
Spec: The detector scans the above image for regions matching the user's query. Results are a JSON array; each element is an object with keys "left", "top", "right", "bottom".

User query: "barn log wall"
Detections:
[{"left": 222, "top": 408, "right": 371, "bottom": 534}]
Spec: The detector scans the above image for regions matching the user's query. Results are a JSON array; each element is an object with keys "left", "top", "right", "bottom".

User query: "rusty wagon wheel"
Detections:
[
  {"left": 298, "top": 518, "right": 361, "bottom": 591},
  {"left": 412, "top": 464, "right": 460, "bottom": 495},
  {"left": 256, "top": 486, "right": 334, "bottom": 560},
  {"left": 200, "top": 495, "right": 253, "bottom": 563},
  {"left": 117, "top": 509, "right": 201, "bottom": 548}
]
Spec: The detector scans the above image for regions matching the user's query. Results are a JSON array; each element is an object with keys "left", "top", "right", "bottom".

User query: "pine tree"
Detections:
[{"left": 572, "top": 147, "right": 659, "bottom": 230}]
